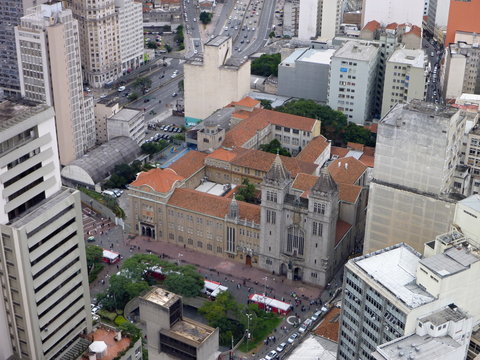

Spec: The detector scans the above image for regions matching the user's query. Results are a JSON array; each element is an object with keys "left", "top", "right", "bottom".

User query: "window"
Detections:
[
  {"left": 227, "top": 227, "right": 236, "bottom": 253},
  {"left": 197, "top": 241, "right": 203, "bottom": 248},
  {"left": 266, "top": 191, "right": 277, "bottom": 202},
  {"left": 266, "top": 210, "right": 276, "bottom": 224},
  {"left": 314, "top": 202, "right": 326, "bottom": 215},
  {"left": 169, "top": 233, "right": 174, "bottom": 240},
  {"left": 312, "top": 221, "right": 323, "bottom": 236},
  {"left": 286, "top": 226, "right": 305, "bottom": 256},
  {"left": 188, "top": 238, "right": 193, "bottom": 245}
]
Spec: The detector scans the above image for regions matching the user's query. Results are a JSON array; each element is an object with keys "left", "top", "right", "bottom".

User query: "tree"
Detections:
[
  {"left": 199, "top": 11, "right": 212, "bottom": 25},
  {"left": 174, "top": 25, "right": 184, "bottom": 46},
  {"left": 259, "top": 139, "right": 291, "bottom": 157},
  {"left": 235, "top": 178, "right": 257, "bottom": 204},
  {"left": 133, "top": 77, "right": 152, "bottom": 94},
  {"left": 163, "top": 270, "right": 203, "bottom": 297},
  {"left": 86, "top": 245, "right": 103, "bottom": 270},
  {"left": 260, "top": 99, "right": 273, "bottom": 110},
  {"left": 178, "top": 79, "right": 184, "bottom": 93},
  {"left": 165, "top": 44, "right": 172, "bottom": 53},
  {"left": 141, "top": 141, "right": 169, "bottom": 155},
  {"left": 99, "top": 274, "right": 150, "bottom": 311},
  {"left": 172, "top": 133, "right": 185, "bottom": 141},
  {"left": 128, "top": 92, "right": 139, "bottom": 101},
  {"left": 146, "top": 41, "right": 158, "bottom": 49},
  {"left": 269, "top": 31, "right": 275, "bottom": 38},
  {"left": 251, "top": 53, "right": 281, "bottom": 77}
]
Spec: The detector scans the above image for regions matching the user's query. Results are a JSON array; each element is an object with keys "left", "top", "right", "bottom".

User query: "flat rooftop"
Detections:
[
  {"left": 206, "top": 35, "right": 229, "bottom": 47},
  {"left": 419, "top": 305, "right": 467, "bottom": 326},
  {"left": 353, "top": 244, "right": 435, "bottom": 308},
  {"left": 143, "top": 287, "right": 181, "bottom": 308},
  {"left": 285, "top": 334, "right": 337, "bottom": 360},
  {"left": 195, "top": 181, "right": 236, "bottom": 196},
  {"left": 388, "top": 48, "right": 425, "bottom": 68},
  {"left": 0, "top": 100, "right": 50, "bottom": 132},
  {"left": 299, "top": 48, "right": 336, "bottom": 64},
  {"left": 169, "top": 317, "right": 215, "bottom": 345},
  {"left": 87, "top": 326, "right": 132, "bottom": 360},
  {"left": 110, "top": 108, "right": 141, "bottom": 121},
  {"left": 333, "top": 40, "right": 379, "bottom": 62},
  {"left": 458, "top": 194, "right": 480, "bottom": 212},
  {"left": 420, "top": 243, "right": 480, "bottom": 278}
]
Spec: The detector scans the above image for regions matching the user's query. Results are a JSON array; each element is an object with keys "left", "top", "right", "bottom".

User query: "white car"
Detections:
[
  {"left": 287, "top": 332, "right": 299, "bottom": 343},
  {"left": 265, "top": 350, "right": 278, "bottom": 360},
  {"left": 276, "top": 342, "right": 287, "bottom": 352},
  {"left": 298, "top": 324, "right": 307, "bottom": 333},
  {"left": 117, "top": 86, "right": 126, "bottom": 92},
  {"left": 171, "top": 73, "right": 177, "bottom": 78}
]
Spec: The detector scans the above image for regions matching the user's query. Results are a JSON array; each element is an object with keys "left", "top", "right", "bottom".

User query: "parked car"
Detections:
[
  {"left": 265, "top": 350, "right": 278, "bottom": 360},
  {"left": 276, "top": 343, "right": 287, "bottom": 352},
  {"left": 298, "top": 324, "right": 307, "bottom": 333},
  {"left": 287, "top": 332, "right": 299, "bottom": 343},
  {"left": 117, "top": 86, "right": 126, "bottom": 92},
  {"left": 172, "top": 92, "right": 178, "bottom": 97}
]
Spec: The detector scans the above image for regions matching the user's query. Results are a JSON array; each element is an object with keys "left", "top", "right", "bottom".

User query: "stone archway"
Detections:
[
  {"left": 293, "top": 267, "right": 302, "bottom": 281},
  {"left": 246, "top": 255, "right": 252, "bottom": 266},
  {"left": 280, "top": 263, "right": 288, "bottom": 276}
]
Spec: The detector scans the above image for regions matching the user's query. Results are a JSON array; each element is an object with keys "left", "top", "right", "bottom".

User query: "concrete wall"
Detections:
[{"left": 298, "top": 0, "right": 319, "bottom": 40}]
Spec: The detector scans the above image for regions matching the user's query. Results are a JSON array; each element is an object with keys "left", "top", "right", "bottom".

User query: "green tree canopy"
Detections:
[
  {"left": 235, "top": 178, "right": 257, "bottom": 203},
  {"left": 133, "top": 77, "right": 152, "bottom": 94},
  {"left": 86, "top": 245, "right": 103, "bottom": 269},
  {"left": 98, "top": 274, "right": 150, "bottom": 311},
  {"left": 128, "top": 92, "right": 139, "bottom": 101},
  {"left": 174, "top": 25, "right": 184, "bottom": 45},
  {"left": 251, "top": 53, "right": 281, "bottom": 77},
  {"left": 163, "top": 271, "right": 204, "bottom": 297},
  {"left": 141, "top": 141, "right": 169, "bottom": 155},
  {"left": 199, "top": 291, "right": 242, "bottom": 325},
  {"left": 260, "top": 99, "right": 273, "bottom": 110},
  {"left": 259, "top": 138, "right": 291, "bottom": 157},
  {"left": 199, "top": 11, "right": 212, "bottom": 25}
]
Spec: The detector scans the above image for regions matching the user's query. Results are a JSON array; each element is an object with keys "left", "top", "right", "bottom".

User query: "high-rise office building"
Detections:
[
  {"left": 426, "top": 0, "right": 450, "bottom": 42},
  {"left": 298, "top": 0, "right": 342, "bottom": 40},
  {"left": 71, "top": 0, "right": 121, "bottom": 88},
  {"left": 0, "top": 100, "right": 92, "bottom": 359},
  {"left": 328, "top": 41, "right": 379, "bottom": 125},
  {"left": 338, "top": 194, "right": 480, "bottom": 360},
  {"left": 381, "top": 49, "right": 427, "bottom": 117},
  {"left": 15, "top": 2, "right": 96, "bottom": 165},
  {"left": 364, "top": 100, "right": 468, "bottom": 254},
  {"left": 0, "top": 0, "right": 48, "bottom": 97},
  {"left": 115, "top": 0, "right": 144, "bottom": 73},
  {"left": 445, "top": 0, "right": 480, "bottom": 45}
]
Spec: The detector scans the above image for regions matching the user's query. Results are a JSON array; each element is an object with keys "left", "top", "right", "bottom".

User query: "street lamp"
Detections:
[
  {"left": 245, "top": 313, "right": 253, "bottom": 351},
  {"left": 177, "top": 252, "right": 184, "bottom": 265}
]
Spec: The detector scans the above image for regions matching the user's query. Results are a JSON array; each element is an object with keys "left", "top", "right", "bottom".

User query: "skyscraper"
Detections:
[
  {"left": 0, "top": 0, "right": 47, "bottom": 97},
  {"left": 298, "top": 0, "right": 342, "bottom": 40},
  {"left": 15, "top": 2, "right": 95, "bottom": 165},
  {"left": 0, "top": 100, "right": 92, "bottom": 358}
]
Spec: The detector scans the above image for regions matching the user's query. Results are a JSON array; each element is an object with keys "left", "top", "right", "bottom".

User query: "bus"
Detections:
[
  {"left": 102, "top": 249, "right": 120, "bottom": 264},
  {"left": 203, "top": 280, "right": 228, "bottom": 299},
  {"left": 248, "top": 293, "right": 291, "bottom": 315}
]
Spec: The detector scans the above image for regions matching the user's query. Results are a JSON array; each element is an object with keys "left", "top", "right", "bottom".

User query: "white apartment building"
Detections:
[
  {"left": 361, "top": 0, "right": 424, "bottom": 27},
  {"left": 328, "top": 41, "right": 379, "bottom": 125},
  {"left": 339, "top": 194, "right": 480, "bottom": 360},
  {"left": 115, "top": 0, "right": 144, "bottom": 73},
  {"left": 364, "top": 100, "right": 468, "bottom": 254},
  {"left": 184, "top": 36, "right": 250, "bottom": 124},
  {"left": 466, "top": 125, "right": 480, "bottom": 195},
  {"left": 107, "top": 107, "right": 145, "bottom": 145},
  {"left": 0, "top": 100, "right": 92, "bottom": 359},
  {"left": 381, "top": 48, "right": 427, "bottom": 117},
  {"left": 71, "top": 0, "right": 121, "bottom": 88},
  {"left": 298, "top": 0, "right": 342, "bottom": 40},
  {"left": 443, "top": 41, "right": 480, "bottom": 101},
  {"left": 15, "top": 2, "right": 96, "bottom": 165}
]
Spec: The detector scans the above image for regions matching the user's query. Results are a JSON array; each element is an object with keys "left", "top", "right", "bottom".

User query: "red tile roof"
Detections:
[
  {"left": 405, "top": 25, "right": 421, "bottom": 37},
  {"left": 347, "top": 142, "right": 364, "bottom": 151},
  {"left": 232, "top": 96, "right": 260, "bottom": 108},
  {"left": 328, "top": 157, "right": 367, "bottom": 185},
  {"left": 363, "top": 20, "right": 380, "bottom": 32},
  {"left": 335, "top": 220, "right": 352, "bottom": 245},
  {"left": 337, "top": 183, "right": 362, "bottom": 203},
  {"left": 231, "top": 149, "right": 318, "bottom": 177},
  {"left": 364, "top": 123, "right": 378, "bottom": 133},
  {"left": 359, "top": 154, "right": 375, "bottom": 168},
  {"left": 223, "top": 113, "right": 270, "bottom": 148},
  {"left": 296, "top": 136, "right": 330, "bottom": 163},
  {"left": 314, "top": 307, "right": 341, "bottom": 342},
  {"left": 386, "top": 22, "right": 398, "bottom": 30},
  {"left": 206, "top": 148, "right": 239, "bottom": 162},
  {"left": 330, "top": 146, "right": 349, "bottom": 158},
  {"left": 131, "top": 168, "right": 184, "bottom": 193},
  {"left": 292, "top": 173, "right": 318, "bottom": 192},
  {"left": 168, "top": 188, "right": 260, "bottom": 223},
  {"left": 168, "top": 150, "right": 207, "bottom": 178}
]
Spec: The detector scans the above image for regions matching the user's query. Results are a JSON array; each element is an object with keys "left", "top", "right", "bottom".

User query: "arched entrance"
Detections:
[
  {"left": 245, "top": 255, "right": 252, "bottom": 266},
  {"left": 280, "top": 263, "right": 288, "bottom": 276},
  {"left": 293, "top": 267, "right": 302, "bottom": 281},
  {"left": 141, "top": 224, "right": 155, "bottom": 239}
]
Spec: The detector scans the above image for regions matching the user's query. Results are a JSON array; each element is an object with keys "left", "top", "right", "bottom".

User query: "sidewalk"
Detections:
[{"left": 128, "top": 235, "right": 323, "bottom": 300}]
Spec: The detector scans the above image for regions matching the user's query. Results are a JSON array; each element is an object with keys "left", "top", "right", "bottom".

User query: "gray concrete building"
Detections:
[
  {"left": 364, "top": 100, "right": 468, "bottom": 254},
  {"left": 328, "top": 41, "right": 379, "bottom": 125},
  {"left": 0, "top": 100, "right": 92, "bottom": 358},
  {"left": 278, "top": 46, "right": 335, "bottom": 103},
  {"left": 140, "top": 287, "right": 220, "bottom": 360},
  {"left": 107, "top": 107, "right": 145, "bottom": 145}
]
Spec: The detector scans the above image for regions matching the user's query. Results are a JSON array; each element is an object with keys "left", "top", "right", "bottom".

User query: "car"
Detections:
[
  {"left": 244, "top": 34, "right": 248, "bottom": 38},
  {"left": 123, "top": 92, "right": 129, "bottom": 97},
  {"left": 193, "top": 17, "right": 197, "bottom": 22},
  {"left": 194, "top": 50, "right": 198, "bottom": 54},
  {"left": 287, "top": 332, "right": 299, "bottom": 344},
  {"left": 92, "top": 314, "right": 100, "bottom": 321},
  {"left": 224, "top": 26, "right": 228, "bottom": 30},
  {"left": 171, "top": 73, "right": 177, "bottom": 78},
  {"left": 144, "top": 98, "right": 150, "bottom": 103},
  {"left": 265, "top": 350, "right": 278, "bottom": 360},
  {"left": 87, "top": 236, "right": 96, "bottom": 242},
  {"left": 298, "top": 324, "right": 307, "bottom": 333},
  {"left": 172, "top": 92, "right": 178, "bottom": 97},
  {"left": 311, "top": 310, "right": 322, "bottom": 321},
  {"left": 175, "top": 128, "right": 182, "bottom": 133},
  {"left": 99, "top": 94, "right": 107, "bottom": 98},
  {"left": 303, "top": 319, "right": 313, "bottom": 328},
  {"left": 276, "top": 343, "right": 287, "bottom": 352},
  {"left": 240, "top": 40, "right": 244, "bottom": 44},
  {"left": 247, "top": 39, "right": 250, "bottom": 43},
  {"left": 118, "top": 86, "right": 126, "bottom": 92},
  {"left": 91, "top": 306, "right": 100, "bottom": 314}
]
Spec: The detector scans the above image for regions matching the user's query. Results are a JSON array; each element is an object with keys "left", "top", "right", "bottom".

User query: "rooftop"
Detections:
[
  {"left": 388, "top": 48, "right": 425, "bottom": 68},
  {"left": 281, "top": 47, "right": 336, "bottom": 66},
  {"left": 296, "top": 136, "right": 330, "bottom": 163},
  {"left": 110, "top": 108, "right": 142, "bottom": 121},
  {"left": 205, "top": 35, "right": 229, "bottom": 47},
  {"left": 419, "top": 305, "right": 468, "bottom": 326},
  {"left": 419, "top": 244, "right": 480, "bottom": 278},
  {"left": 0, "top": 100, "right": 51, "bottom": 132},
  {"left": 353, "top": 244, "right": 435, "bottom": 308},
  {"left": 285, "top": 334, "right": 337, "bottom": 360},
  {"left": 130, "top": 168, "right": 184, "bottom": 193},
  {"left": 168, "top": 150, "right": 207, "bottom": 178},
  {"left": 458, "top": 194, "right": 480, "bottom": 212},
  {"left": 142, "top": 287, "right": 181, "bottom": 308},
  {"left": 328, "top": 157, "right": 367, "bottom": 185},
  {"left": 333, "top": 40, "right": 379, "bottom": 62},
  {"left": 168, "top": 317, "right": 215, "bottom": 346},
  {"left": 314, "top": 307, "right": 341, "bottom": 342},
  {"left": 87, "top": 326, "right": 132, "bottom": 360}
]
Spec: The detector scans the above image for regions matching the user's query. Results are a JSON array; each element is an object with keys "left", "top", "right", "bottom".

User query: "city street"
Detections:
[{"left": 423, "top": 37, "right": 444, "bottom": 104}]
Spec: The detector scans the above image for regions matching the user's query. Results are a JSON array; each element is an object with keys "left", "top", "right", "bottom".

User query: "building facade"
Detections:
[
  {"left": 184, "top": 36, "right": 250, "bottom": 124},
  {"left": 364, "top": 100, "right": 468, "bottom": 254},
  {"left": 298, "top": 0, "right": 342, "bottom": 40},
  {"left": 71, "top": 0, "right": 121, "bottom": 88},
  {"left": 328, "top": 41, "right": 379, "bottom": 125},
  {"left": 0, "top": 100, "right": 92, "bottom": 359},
  {"left": 361, "top": 0, "right": 424, "bottom": 27},
  {"left": 107, "top": 107, "right": 145, "bottom": 145},
  {"left": 115, "top": 0, "right": 144, "bottom": 73},
  {"left": 445, "top": 0, "right": 480, "bottom": 45},
  {"left": 15, "top": 2, "right": 96, "bottom": 165},
  {"left": 381, "top": 48, "right": 427, "bottom": 117}
]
